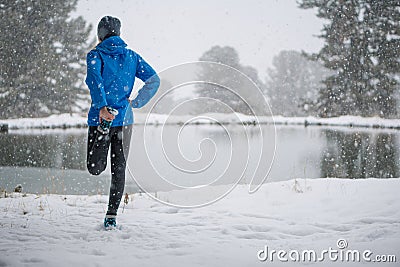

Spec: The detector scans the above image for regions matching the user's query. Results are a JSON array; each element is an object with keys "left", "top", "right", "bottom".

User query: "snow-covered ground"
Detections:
[
  {"left": 1, "top": 178, "right": 399, "bottom": 266},
  {"left": 0, "top": 113, "right": 87, "bottom": 130},
  {"left": 1, "top": 112, "right": 400, "bottom": 130}
]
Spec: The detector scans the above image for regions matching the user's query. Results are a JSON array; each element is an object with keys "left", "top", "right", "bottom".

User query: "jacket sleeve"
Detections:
[
  {"left": 130, "top": 54, "right": 160, "bottom": 109},
  {"left": 85, "top": 51, "right": 107, "bottom": 110}
]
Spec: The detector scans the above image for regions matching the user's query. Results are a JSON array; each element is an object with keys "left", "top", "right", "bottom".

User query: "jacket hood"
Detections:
[{"left": 96, "top": 36, "right": 127, "bottom": 55}]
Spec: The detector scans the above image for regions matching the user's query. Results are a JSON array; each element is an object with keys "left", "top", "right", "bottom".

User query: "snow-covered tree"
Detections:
[
  {"left": 0, "top": 0, "right": 93, "bottom": 118},
  {"left": 266, "top": 50, "right": 332, "bottom": 116},
  {"left": 299, "top": 0, "right": 400, "bottom": 118},
  {"left": 197, "top": 46, "right": 266, "bottom": 115}
]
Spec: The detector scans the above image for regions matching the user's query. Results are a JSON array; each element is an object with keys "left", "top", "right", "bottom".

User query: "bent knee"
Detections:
[{"left": 87, "top": 162, "right": 106, "bottom": 175}]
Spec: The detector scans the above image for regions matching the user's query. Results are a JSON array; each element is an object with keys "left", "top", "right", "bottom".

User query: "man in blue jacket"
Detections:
[{"left": 85, "top": 16, "right": 160, "bottom": 229}]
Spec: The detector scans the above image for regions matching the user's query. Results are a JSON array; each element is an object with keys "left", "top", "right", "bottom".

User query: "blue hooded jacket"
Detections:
[{"left": 85, "top": 36, "right": 160, "bottom": 126}]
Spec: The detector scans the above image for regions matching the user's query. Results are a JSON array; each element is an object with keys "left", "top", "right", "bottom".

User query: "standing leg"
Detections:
[
  {"left": 106, "top": 125, "right": 132, "bottom": 216},
  {"left": 87, "top": 126, "right": 112, "bottom": 175}
]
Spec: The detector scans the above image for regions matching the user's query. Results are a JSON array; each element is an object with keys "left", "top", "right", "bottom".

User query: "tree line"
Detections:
[
  {"left": 0, "top": 0, "right": 398, "bottom": 118},
  {"left": 197, "top": 0, "right": 399, "bottom": 118}
]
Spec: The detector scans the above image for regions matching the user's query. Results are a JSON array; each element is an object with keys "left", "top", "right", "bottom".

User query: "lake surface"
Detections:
[{"left": 0, "top": 125, "right": 399, "bottom": 195}]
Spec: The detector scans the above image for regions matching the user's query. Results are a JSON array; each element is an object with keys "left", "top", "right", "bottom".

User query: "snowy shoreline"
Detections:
[
  {"left": 1, "top": 112, "right": 400, "bottom": 131},
  {"left": 0, "top": 178, "right": 399, "bottom": 266}
]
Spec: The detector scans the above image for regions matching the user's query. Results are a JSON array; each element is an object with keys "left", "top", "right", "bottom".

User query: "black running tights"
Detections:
[{"left": 87, "top": 125, "right": 132, "bottom": 215}]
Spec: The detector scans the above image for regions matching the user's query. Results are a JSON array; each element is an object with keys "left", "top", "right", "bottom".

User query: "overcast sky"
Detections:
[{"left": 74, "top": 0, "right": 324, "bottom": 81}]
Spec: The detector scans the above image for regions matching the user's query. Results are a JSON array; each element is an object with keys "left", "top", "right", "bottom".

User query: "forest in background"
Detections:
[{"left": 0, "top": 0, "right": 399, "bottom": 119}]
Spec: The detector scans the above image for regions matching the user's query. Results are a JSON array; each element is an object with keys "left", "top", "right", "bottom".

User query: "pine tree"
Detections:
[
  {"left": 266, "top": 50, "right": 332, "bottom": 116},
  {"left": 197, "top": 46, "right": 266, "bottom": 115},
  {"left": 299, "top": 0, "right": 400, "bottom": 118},
  {"left": 364, "top": 1, "right": 400, "bottom": 117},
  {"left": 0, "top": 0, "right": 93, "bottom": 118}
]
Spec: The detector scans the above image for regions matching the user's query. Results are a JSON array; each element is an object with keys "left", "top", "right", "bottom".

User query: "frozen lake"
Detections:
[{"left": 0, "top": 125, "right": 399, "bottom": 195}]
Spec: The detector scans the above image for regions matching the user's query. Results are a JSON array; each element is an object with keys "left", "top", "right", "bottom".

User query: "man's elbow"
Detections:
[{"left": 151, "top": 74, "right": 160, "bottom": 91}]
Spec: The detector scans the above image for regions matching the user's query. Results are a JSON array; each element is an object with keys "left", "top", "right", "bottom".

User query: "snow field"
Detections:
[
  {"left": 2, "top": 113, "right": 400, "bottom": 130},
  {"left": 0, "top": 178, "right": 399, "bottom": 266}
]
